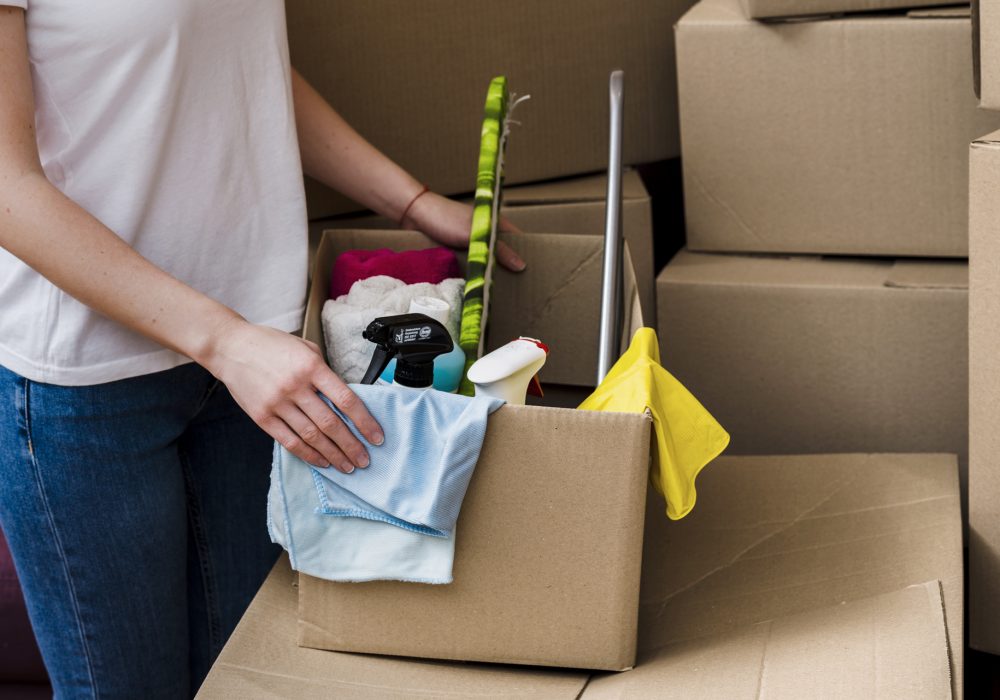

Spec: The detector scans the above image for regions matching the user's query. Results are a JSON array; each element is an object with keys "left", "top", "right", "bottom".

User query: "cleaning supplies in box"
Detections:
[
  {"left": 467, "top": 337, "right": 547, "bottom": 405},
  {"left": 322, "top": 276, "right": 463, "bottom": 384},
  {"left": 377, "top": 299, "right": 467, "bottom": 392},
  {"left": 268, "top": 385, "right": 504, "bottom": 583}
]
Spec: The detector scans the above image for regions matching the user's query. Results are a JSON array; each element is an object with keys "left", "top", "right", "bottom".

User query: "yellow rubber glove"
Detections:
[{"left": 579, "top": 328, "right": 729, "bottom": 520}]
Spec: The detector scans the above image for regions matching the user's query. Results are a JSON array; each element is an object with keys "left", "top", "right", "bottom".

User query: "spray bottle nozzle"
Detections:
[{"left": 360, "top": 313, "right": 455, "bottom": 388}]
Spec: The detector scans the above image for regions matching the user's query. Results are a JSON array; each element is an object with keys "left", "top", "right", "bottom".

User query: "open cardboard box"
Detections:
[{"left": 296, "top": 228, "right": 649, "bottom": 670}]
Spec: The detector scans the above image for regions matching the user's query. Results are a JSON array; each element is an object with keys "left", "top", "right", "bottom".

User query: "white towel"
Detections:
[{"left": 321, "top": 276, "right": 465, "bottom": 384}]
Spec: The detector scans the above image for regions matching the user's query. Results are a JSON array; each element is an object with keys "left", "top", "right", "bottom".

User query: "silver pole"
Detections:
[{"left": 597, "top": 70, "right": 624, "bottom": 383}]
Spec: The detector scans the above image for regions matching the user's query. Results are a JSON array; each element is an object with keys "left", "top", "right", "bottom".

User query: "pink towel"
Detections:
[{"left": 329, "top": 247, "right": 461, "bottom": 300}]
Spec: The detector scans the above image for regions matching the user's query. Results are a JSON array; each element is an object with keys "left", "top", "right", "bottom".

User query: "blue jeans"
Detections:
[{"left": 0, "top": 362, "right": 279, "bottom": 699}]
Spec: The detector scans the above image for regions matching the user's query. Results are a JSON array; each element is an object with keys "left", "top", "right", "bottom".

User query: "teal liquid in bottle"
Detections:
[{"left": 379, "top": 296, "right": 465, "bottom": 393}]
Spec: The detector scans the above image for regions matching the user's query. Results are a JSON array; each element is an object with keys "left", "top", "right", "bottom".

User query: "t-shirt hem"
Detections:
[{"left": 0, "top": 307, "right": 305, "bottom": 386}]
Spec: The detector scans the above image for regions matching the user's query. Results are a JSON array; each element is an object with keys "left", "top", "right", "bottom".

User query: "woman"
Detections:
[{"left": 0, "top": 3, "right": 524, "bottom": 697}]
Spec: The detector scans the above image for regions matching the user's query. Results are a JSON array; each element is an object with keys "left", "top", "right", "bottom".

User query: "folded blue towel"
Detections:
[{"left": 268, "top": 384, "right": 503, "bottom": 583}]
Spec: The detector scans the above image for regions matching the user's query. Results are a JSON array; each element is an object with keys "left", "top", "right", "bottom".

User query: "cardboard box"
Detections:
[
  {"left": 975, "top": 0, "right": 1000, "bottom": 109},
  {"left": 969, "top": 129, "right": 1000, "bottom": 654},
  {"left": 742, "top": 0, "right": 956, "bottom": 20},
  {"left": 199, "top": 453, "right": 962, "bottom": 698},
  {"left": 313, "top": 171, "right": 657, "bottom": 324},
  {"left": 286, "top": 1, "right": 695, "bottom": 219},
  {"left": 298, "top": 228, "right": 649, "bottom": 670},
  {"left": 656, "top": 250, "right": 969, "bottom": 495},
  {"left": 677, "top": 0, "right": 999, "bottom": 256},
  {"left": 309, "top": 229, "right": 642, "bottom": 388}
]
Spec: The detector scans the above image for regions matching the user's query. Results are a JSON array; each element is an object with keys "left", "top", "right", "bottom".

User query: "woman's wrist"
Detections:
[{"left": 189, "top": 310, "right": 250, "bottom": 378}]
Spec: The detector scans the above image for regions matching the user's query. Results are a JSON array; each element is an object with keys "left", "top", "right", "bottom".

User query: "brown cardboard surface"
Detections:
[
  {"left": 201, "top": 453, "right": 961, "bottom": 698},
  {"left": 677, "top": 0, "right": 1000, "bottom": 256},
  {"left": 584, "top": 583, "right": 952, "bottom": 699},
  {"left": 977, "top": 0, "right": 1000, "bottom": 109},
  {"left": 631, "top": 453, "right": 963, "bottom": 698},
  {"left": 307, "top": 229, "right": 642, "bottom": 388},
  {"left": 197, "top": 556, "right": 590, "bottom": 699},
  {"left": 656, "top": 250, "right": 969, "bottom": 497},
  {"left": 311, "top": 172, "right": 657, "bottom": 322},
  {"left": 743, "top": 0, "right": 964, "bottom": 19},
  {"left": 969, "top": 131, "right": 1000, "bottom": 653},
  {"left": 298, "top": 405, "right": 651, "bottom": 671},
  {"left": 287, "top": 1, "right": 695, "bottom": 219}
]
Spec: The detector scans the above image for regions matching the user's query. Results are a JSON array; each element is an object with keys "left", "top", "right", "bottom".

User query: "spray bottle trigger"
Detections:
[{"left": 361, "top": 344, "right": 395, "bottom": 385}]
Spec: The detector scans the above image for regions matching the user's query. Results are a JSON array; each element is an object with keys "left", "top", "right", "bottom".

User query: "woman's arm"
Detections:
[
  {"left": 291, "top": 69, "right": 525, "bottom": 271},
  {"left": 0, "top": 8, "right": 381, "bottom": 473}
]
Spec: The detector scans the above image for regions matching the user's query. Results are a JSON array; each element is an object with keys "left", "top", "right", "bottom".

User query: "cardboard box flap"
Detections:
[
  {"left": 636, "top": 453, "right": 962, "bottom": 694},
  {"left": 973, "top": 129, "right": 1000, "bottom": 148},
  {"left": 885, "top": 261, "right": 969, "bottom": 290},
  {"left": 683, "top": 0, "right": 747, "bottom": 24},
  {"left": 581, "top": 581, "right": 952, "bottom": 699},
  {"left": 663, "top": 251, "right": 969, "bottom": 291},
  {"left": 909, "top": 6, "right": 971, "bottom": 19},
  {"left": 660, "top": 250, "right": 893, "bottom": 288},
  {"left": 501, "top": 170, "right": 647, "bottom": 206},
  {"left": 743, "top": 0, "right": 965, "bottom": 21},
  {"left": 197, "top": 557, "right": 591, "bottom": 699}
]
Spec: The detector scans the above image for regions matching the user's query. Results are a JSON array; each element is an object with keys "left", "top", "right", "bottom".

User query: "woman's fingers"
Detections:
[
  {"left": 260, "top": 414, "right": 330, "bottom": 469},
  {"left": 311, "top": 366, "right": 385, "bottom": 448},
  {"left": 498, "top": 214, "right": 523, "bottom": 235},
  {"left": 496, "top": 239, "right": 526, "bottom": 272},
  {"left": 277, "top": 403, "right": 356, "bottom": 473},
  {"left": 297, "top": 389, "right": 371, "bottom": 469},
  {"left": 496, "top": 215, "right": 526, "bottom": 272},
  {"left": 208, "top": 322, "right": 384, "bottom": 473}
]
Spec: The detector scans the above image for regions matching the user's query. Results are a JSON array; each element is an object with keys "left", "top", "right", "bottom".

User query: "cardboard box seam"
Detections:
[
  {"left": 658, "top": 277, "right": 968, "bottom": 292},
  {"left": 638, "top": 517, "right": 957, "bottom": 607}
]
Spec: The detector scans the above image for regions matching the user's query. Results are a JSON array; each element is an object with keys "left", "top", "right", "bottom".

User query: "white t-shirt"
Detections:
[{"left": 0, "top": 0, "right": 308, "bottom": 385}]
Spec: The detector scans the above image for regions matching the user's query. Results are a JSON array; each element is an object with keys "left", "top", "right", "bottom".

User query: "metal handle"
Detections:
[{"left": 597, "top": 70, "right": 624, "bottom": 384}]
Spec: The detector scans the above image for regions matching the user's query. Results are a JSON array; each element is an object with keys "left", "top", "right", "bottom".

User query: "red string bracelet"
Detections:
[{"left": 398, "top": 184, "right": 430, "bottom": 228}]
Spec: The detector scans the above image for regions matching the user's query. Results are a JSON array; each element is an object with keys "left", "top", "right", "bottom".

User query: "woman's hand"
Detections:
[
  {"left": 203, "top": 318, "right": 383, "bottom": 473},
  {"left": 403, "top": 190, "right": 526, "bottom": 272}
]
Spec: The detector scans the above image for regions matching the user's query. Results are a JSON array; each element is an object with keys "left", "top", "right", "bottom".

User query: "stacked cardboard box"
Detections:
[
  {"left": 970, "top": 130, "right": 1000, "bottom": 655},
  {"left": 662, "top": 1, "right": 990, "bottom": 488},
  {"left": 286, "top": 1, "right": 697, "bottom": 219},
  {"left": 655, "top": 0, "right": 988, "bottom": 685}
]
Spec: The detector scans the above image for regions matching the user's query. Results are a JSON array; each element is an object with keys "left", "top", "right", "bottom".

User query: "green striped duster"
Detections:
[{"left": 458, "top": 77, "right": 509, "bottom": 396}]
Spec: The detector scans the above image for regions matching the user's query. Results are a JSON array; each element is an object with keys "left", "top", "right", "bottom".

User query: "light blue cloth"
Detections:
[{"left": 268, "top": 384, "right": 503, "bottom": 583}]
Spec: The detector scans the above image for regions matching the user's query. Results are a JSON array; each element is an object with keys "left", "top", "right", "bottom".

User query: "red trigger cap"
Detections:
[{"left": 518, "top": 337, "right": 549, "bottom": 354}]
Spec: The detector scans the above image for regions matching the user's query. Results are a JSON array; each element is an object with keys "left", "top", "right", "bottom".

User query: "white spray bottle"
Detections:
[{"left": 466, "top": 337, "right": 548, "bottom": 406}]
